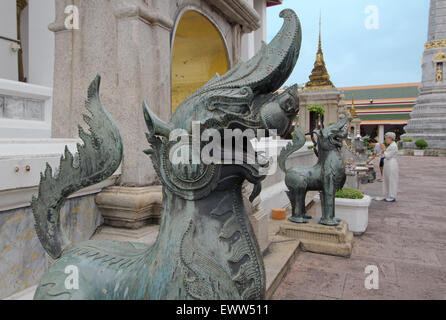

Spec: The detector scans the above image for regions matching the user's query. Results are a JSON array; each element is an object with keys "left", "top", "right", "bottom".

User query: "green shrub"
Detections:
[
  {"left": 362, "top": 135, "right": 371, "bottom": 144},
  {"left": 307, "top": 145, "right": 314, "bottom": 150},
  {"left": 402, "top": 136, "right": 413, "bottom": 143},
  {"left": 306, "top": 104, "right": 325, "bottom": 115},
  {"left": 335, "top": 188, "right": 364, "bottom": 199},
  {"left": 362, "top": 135, "right": 374, "bottom": 151},
  {"left": 415, "top": 139, "right": 428, "bottom": 149}
]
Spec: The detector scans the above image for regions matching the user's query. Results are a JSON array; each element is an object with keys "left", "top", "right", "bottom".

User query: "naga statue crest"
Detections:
[
  {"left": 32, "top": 9, "right": 302, "bottom": 300},
  {"left": 279, "top": 115, "right": 349, "bottom": 226}
]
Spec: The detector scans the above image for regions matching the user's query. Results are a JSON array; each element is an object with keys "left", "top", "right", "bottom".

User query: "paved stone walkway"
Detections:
[{"left": 273, "top": 156, "right": 446, "bottom": 300}]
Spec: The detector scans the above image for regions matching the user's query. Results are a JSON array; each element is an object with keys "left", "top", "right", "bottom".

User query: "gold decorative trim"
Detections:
[
  {"left": 349, "top": 93, "right": 358, "bottom": 119},
  {"left": 302, "top": 85, "right": 336, "bottom": 92},
  {"left": 425, "top": 40, "right": 446, "bottom": 49},
  {"left": 433, "top": 50, "right": 446, "bottom": 61}
]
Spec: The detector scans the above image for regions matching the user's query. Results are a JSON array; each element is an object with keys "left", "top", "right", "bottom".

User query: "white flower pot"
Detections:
[
  {"left": 313, "top": 194, "right": 372, "bottom": 235},
  {"left": 413, "top": 149, "right": 425, "bottom": 156}
]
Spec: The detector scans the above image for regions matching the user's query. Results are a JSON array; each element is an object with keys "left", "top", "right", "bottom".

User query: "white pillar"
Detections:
[
  {"left": 378, "top": 125, "right": 385, "bottom": 143},
  {"left": 253, "top": 0, "right": 267, "bottom": 52},
  {"left": 28, "top": 0, "right": 55, "bottom": 87},
  {"left": 241, "top": 0, "right": 255, "bottom": 62},
  {"left": 241, "top": 0, "right": 268, "bottom": 61},
  {"left": 241, "top": 32, "right": 255, "bottom": 61}
]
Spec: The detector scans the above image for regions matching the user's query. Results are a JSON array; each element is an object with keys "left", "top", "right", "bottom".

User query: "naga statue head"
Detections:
[
  {"left": 143, "top": 9, "right": 302, "bottom": 201},
  {"left": 314, "top": 115, "right": 349, "bottom": 152},
  {"left": 257, "top": 84, "right": 299, "bottom": 138}
]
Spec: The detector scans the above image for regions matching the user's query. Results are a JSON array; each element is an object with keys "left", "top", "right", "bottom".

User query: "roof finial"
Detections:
[
  {"left": 350, "top": 92, "right": 358, "bottom": 118},
  {"left": 303, "top": 10, "right": 335, "bottom": 91},
  {"left": 318, "top": 10, "right": 322, "bottom": 52}
]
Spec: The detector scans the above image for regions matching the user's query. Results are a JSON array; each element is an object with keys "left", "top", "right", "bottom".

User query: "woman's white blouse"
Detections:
[{"left": 384, "top": 142, "right": 398, "bottom": 160}]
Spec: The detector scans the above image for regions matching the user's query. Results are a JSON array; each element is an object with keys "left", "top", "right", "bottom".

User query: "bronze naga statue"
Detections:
[
  {"left": 31, "top": 9, "right": 302, "bottom": 300},
  {"left": 278, "top": 116, "right": 348, "bottom": 226}
]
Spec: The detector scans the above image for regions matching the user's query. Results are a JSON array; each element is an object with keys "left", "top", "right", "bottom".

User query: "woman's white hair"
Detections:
[{"left": 385, "top": 132, "right": 396, "bottom": 141}]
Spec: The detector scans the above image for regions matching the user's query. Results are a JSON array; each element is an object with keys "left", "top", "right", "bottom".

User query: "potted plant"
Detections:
[
  {"left": 400, "top": 136, "right": 413, "bottom": 151},
  {"left": 414, "top": 139, "right": 428, "bottom": 156},
  {"left": 313, "top": 188, "right": 372, "bottom": 235}
]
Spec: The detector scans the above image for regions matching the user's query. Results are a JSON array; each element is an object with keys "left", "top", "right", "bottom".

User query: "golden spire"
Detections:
[
  {"left": 318, "top": 10, "right": 322, "bottom": 52},
  {"left": 303, "top": 12, "right": 335, "bottom": 91},
  {"left": 350, "top": 92, "right": 358, "bottom": 118}
]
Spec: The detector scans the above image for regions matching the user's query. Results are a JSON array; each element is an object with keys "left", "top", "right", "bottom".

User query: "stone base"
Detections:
[
  {"left": 248, "top": 207, "right": 270, "bottom": 253},
  {"left": 95, "top": 186, "right": 162, "bottom": 229},
  {"left": 278, "top": 220, "right": 353, "bottom": 257}
]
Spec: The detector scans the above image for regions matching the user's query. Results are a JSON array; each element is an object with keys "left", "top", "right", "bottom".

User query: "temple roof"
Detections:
[
  {"left": 303, "top": 15, "right": 335, "bottom": 91},
  {"left": 340, "top": 83, "right": 419, "bottom": 125}
]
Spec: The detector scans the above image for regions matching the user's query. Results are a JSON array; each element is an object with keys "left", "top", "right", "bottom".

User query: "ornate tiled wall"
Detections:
[{"left": 0, "top": 195, "right": 103, "bottom": 299}]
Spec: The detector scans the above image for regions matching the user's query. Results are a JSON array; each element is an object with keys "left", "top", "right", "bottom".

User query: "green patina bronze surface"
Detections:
[
  {"left": 279, "top": 116, "right": 348, "bottom": 226},
  {"left": 32, "top": 9, "right": 302, "bottom": 300}
]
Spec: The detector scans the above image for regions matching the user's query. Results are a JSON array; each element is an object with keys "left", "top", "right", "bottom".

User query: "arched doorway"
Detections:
[{"left": 171, "top": 10, "right": 229, "bottom": 112}]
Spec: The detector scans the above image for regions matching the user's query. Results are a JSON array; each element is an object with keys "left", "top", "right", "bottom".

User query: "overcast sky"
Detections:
[{"left": 266, "top": 0, "right": 429, "bottom": 88}]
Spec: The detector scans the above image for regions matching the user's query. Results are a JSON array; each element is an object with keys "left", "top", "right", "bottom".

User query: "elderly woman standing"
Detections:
[{"left": 382, "top": 132, "right": 399, "bottom": 202}]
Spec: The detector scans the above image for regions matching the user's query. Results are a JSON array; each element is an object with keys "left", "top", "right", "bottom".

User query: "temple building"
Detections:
[
  {"left": 0, "top": 0, "right": 282, "bottom": 299},
  {"left": 340, "top": 83, "right": 420, "bottom": 142},
  {"left": 297, "top": 16, "right": 346, "bottom": 135}
]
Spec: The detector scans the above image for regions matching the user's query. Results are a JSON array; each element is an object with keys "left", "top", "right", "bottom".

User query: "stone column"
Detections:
[
  {"left": 241, "top": 30, "right": 255, "bottom": 61},
  {"left": 253, "top": 0, "right": 267, "bottom": 52},
  {"left": 50, "top": 0, "right": 172, "bottom": 227},
  {"left": 404, "top": 0, "right": 446, "bottom": 149},
  {"left": 378, "top": 124, "right": 384, "bottom": 143}
]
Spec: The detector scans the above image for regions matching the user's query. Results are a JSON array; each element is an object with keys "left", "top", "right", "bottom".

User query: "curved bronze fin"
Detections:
[
  {"left": 234, "top": 8, "right": 302, "bottom": 93},
  {"left": 31, "top": 75, "right": 123, "bottom": 259},
  {"left": 210, "top": 9, "right": 301, "bottom": 93}
]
